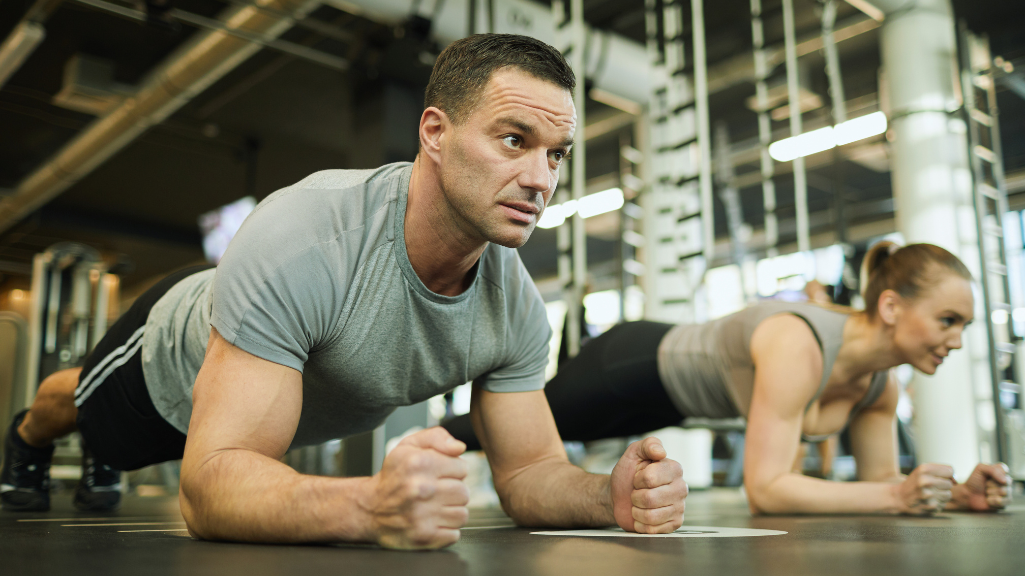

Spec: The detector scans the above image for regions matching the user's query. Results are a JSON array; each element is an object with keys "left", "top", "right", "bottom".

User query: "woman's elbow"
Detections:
[{"left": 743, "top": 481, "right": 780, "bottom": 515}]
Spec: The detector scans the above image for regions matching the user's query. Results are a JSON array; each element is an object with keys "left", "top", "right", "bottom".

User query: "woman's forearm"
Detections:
[{"left": 748, "top": 473, "right": 904, "bottom": 515}]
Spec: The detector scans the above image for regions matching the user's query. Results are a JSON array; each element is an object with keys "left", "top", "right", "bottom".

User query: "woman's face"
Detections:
[{"left": 891, "top": 274, "right": 975, "bottom": 375}]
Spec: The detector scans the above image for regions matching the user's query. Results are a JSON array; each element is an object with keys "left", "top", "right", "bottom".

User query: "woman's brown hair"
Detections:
[{"left": 860, "top": 241, "right": 974, "bottom": 318}]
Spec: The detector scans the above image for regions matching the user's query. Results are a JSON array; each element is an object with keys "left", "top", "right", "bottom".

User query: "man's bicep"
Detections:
[
  {"left": 469, "top": 385, "right": 566, "bottom": 489},
  {"left": 184, "top": 328, "right": 303, "bottom": 466}
]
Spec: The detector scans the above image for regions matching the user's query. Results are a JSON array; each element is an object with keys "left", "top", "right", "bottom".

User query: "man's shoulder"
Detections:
[
  {"left": 289, "top": 163, "right": 410, "bottom": 193},
  {"left": 256, "top": 163, "right": 411, "bottom": 215},
  {"left": 240, "top": 163, "right": 410, "bottom": 242}
]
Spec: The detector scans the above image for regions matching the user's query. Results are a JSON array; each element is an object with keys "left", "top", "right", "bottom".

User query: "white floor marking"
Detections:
[
  {"left": 18, "top": 517, "right": 172, "bottom": 522},
  {"left": 530, "top": 526, "right": 787, "bottom": 538},
  {"left": 62, "top": 522, "right": 187, "bottom": 527},
  {"left": 118, "top": 528, "right": 191, "bottom": 533}
]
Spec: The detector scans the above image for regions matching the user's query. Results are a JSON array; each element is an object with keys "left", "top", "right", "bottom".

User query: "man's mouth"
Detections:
[
  {"left": 500, "top": 201, "right": 539, "bottom": 215},
  {"left": 499, "top": 202, "right": 540, "bottom": 224}
]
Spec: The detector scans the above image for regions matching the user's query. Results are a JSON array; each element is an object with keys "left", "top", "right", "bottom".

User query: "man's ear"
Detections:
[
  {"left": 419, "top": 106, "right": 448, "bottom": 163},
  {"left": 877, "top": 289, "right": 901, "bottom": 326}
]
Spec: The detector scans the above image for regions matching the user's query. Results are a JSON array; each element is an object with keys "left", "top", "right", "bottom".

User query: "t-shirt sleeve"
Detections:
[
  {"left": 476, "top": 259, "right": 552, "bottom": 393},
  {"left": 210, "top": 201, "right": 342, "bottom": 374}
]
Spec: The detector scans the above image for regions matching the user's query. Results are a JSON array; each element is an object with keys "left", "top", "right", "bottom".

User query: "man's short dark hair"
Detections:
[{"left": 424, "top": 34, "right": 576, "bottom": 125}]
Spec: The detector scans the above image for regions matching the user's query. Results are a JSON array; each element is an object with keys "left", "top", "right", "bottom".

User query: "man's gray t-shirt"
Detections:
[{"left": 140, "top": 162, "right": 551, "bottom": 447}]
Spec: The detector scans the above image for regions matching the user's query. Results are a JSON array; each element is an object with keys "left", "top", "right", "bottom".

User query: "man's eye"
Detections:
[
  {"left": 940, "top": 317, "right": 954, "bottom": 327},
  {"left": 502, "top": 135, "right": 522, "bottom": 149},
  {"left": 549, "top": 151, "right": 565, "bottom": 163}
]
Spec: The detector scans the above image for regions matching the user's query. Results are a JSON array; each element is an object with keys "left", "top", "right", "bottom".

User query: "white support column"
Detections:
[{"left": 875, "top": 0, "right": 985, "bottom": 477}]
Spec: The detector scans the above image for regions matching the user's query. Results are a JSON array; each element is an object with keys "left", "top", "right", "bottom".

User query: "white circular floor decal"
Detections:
[{"left": 530, "top": 526, "right": 786, "bottom": 538}]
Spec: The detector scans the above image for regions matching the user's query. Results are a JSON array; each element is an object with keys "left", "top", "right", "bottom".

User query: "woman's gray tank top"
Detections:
[{"left": 656, "top": 301, "right": 888, "bottom": 439}]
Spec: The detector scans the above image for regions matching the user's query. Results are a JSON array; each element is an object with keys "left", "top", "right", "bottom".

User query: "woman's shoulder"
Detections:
[{"left": 749, "top": 312, "right": 823, "bottom": 363}]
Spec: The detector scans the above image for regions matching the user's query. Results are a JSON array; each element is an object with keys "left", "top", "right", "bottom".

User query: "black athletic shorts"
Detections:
[{"left": 74, "top": 265, "right": 214, "bottom": 471}]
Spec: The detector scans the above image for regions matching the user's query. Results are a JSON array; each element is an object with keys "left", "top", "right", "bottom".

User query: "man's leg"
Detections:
[
  {"left": 1, "top": 368, "right": 81, "bottom": 511},
  {"left": 17, "top": 368, "right": 82, "bottom": 447}
]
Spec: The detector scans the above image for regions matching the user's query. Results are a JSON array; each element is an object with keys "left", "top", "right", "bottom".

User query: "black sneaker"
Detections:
[
  {"left": 1, "top": 410, "right": 54, "bottom": 512},
  {"left": 73, "top": 444, "right": 121, "bottom": 511}
]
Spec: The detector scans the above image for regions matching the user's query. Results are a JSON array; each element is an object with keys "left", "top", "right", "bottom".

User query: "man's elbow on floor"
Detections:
[
  {"left": 492, "top": 486, "right": 538, "bottom": 527},
  {"left": 179, "top": 487, "right": 211, "bottom": 540}
]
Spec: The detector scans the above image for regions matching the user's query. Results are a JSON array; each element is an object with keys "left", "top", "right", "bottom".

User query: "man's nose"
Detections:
[{"left": 520, "top": 151, "right": 553, "bottom": 193}]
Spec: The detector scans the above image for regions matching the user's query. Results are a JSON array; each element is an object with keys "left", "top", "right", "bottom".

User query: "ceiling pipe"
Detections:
[
  {"left": 330, "top": 0, "right": 880, "bottom": 108},
  {"left": 0, "top": 0, "right": 323, "bottom": 235},
  {"left": 0, "top": 0, "right": 63, "bottom": 90},
  {"left": 0, "top": 0, "right": 883, "bottom": 235}
]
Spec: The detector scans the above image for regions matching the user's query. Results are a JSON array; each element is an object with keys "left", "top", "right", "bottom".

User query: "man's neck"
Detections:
[
  {"left": 404, "top": 157, "right": 488, "bottom": 297},
  {"left": 832, "top": 312, "right": 902, "bottom": 384}
]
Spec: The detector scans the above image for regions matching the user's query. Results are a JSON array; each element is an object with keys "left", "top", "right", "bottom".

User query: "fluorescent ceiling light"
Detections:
[
  {"left": 537, "top": 188, "right": 625, "bottom": 229},
  {"left": 834, "top": 111, "right": 888, "bottom": 145},
  {"left": 768, "top": 112, "right": 888, "bottom": 162},
  {"left": 768, "top": 126, "right": 836, "bottom": 162},
  {"left": 537, "top": 201, "right": 575, "bottom": 229},
  {"left": 577, "top": 188, "right": 624, "bottom": 218}
]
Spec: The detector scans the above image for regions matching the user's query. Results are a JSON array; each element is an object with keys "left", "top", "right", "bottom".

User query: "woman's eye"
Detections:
[{"left": 502, "top": 135, "right": 522, "bottom": 149}]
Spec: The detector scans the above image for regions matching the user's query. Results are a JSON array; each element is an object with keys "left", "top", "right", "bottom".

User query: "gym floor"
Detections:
[{"left": 2, "top": 489, "right": 1022, "bottom": 576}]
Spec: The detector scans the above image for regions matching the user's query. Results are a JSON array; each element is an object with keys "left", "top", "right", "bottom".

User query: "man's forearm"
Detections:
[
  {"left": 497, "top": 458, "right": 615, "bottom": 527},
  {"left": 181, "top": 448, "right": 374, "bottom": 543}
]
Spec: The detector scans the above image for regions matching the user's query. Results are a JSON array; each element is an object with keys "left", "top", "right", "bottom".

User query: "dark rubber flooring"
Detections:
[{"left": 2, "top": 489, "right": 1022, "bottom": 576}]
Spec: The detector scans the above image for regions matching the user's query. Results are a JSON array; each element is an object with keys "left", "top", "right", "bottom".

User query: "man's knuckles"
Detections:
[
  {"left": 633, "top": 520, "right": 678, "bottom": 534},
  {"left": 633, "top": 462, "right": 681, "bottom": 489},
  {"left": 631, "top": 505, "right": 677, "bottom": 525},
  {"left": 631, "top": 488, "right": 661, "bottom": 509}
]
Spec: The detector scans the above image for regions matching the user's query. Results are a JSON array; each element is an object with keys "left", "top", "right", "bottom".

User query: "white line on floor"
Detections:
[
  {"left": 118, "top": 528, "right": 191, "bottom": 533},
  {"left": 62, "top": 522, "right": 187, "bottom": 527},
  {"left": 18, "top": 517, "right": 174, "bottom": 522}
]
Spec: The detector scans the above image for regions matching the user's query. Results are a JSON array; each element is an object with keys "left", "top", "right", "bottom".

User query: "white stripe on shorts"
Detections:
[{"left": 74, "top": 326, "right": 146, "bottom": 407}]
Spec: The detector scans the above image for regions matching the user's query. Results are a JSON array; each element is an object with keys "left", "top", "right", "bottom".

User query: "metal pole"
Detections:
[
  {"left": 823, "top": 0, "right": 849, "bottom": 244},
  {"left": 751, "top": 0, "right": 778, "bottom": 257},
  {"left": 692, "top": 0, "right": 713, "bottom": 262},
  {"left": 782, "top": 0, "right": 810, "bottom": 252},
  {"left": 24, "top": 253, "right": 49, "bottom": 402},
  {"left": 822, "top": 0, "right": 847, "bottom": 124},
  {"left": 566, "top": 0, "right": 588, "bottom": 357},
  {"left": 92, "top": 270, "right": 110, "bottom": 352}
]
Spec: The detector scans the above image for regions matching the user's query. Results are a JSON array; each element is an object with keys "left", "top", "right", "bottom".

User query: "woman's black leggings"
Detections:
[{"left": 442, "top": 321, "right": 686, "bottom": 451}]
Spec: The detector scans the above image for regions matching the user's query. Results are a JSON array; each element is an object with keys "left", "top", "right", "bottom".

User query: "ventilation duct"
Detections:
[{"left": 0, "top": 0, "right": 323, "bottom": 234}]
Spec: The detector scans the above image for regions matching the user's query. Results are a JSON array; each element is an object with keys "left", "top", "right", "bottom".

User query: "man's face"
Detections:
[{"left": 436, "top": 67, "right": 576, "bottom": 248}]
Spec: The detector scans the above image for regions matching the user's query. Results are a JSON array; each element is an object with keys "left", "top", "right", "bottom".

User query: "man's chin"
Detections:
[{"left": 487, "top": 228, "right": 534, "bottom": 249}]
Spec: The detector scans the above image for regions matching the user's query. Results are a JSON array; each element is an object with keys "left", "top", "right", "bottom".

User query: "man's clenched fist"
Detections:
[
  {"left": 610, "top": 437, "right": 688, "bottom": 533},
  {"left": 365, "top": 427, "right": 470, "bottom": 549}
]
